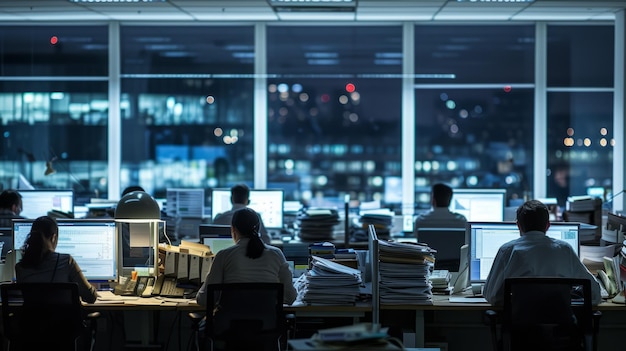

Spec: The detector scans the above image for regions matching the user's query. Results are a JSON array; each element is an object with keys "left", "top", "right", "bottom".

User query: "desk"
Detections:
[{"left": 85, "top": 296, "right": 626, "bottom": 351}]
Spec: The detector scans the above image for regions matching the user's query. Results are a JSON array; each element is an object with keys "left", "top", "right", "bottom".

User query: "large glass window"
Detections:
[
  {"left": 120, "top": 26, "right": 255, "bottom": 199},
  {"left": 546, "top": 25, "right": 614, "bottom": 206},
  {"left": 0, "top": 26, "right": 108, "bottom": 205},
  {"left": 414, "top": 25, "right": 535, "bottom": 208},
  {"left": 267, "top": 26, "right": 403, "bottom": 207}
]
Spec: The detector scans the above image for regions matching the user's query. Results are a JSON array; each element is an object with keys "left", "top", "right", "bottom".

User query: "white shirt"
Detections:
[
  {"left": 483, "top": 231, "right": 601, "bottom": 306},
  {"left": 196, "top": 237, "right": 297, "bottom": 306}
]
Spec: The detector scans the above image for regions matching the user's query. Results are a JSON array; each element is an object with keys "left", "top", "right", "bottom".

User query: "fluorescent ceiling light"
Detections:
[{"left": 269, "top": 0, "right": 356, "bottom": 12}]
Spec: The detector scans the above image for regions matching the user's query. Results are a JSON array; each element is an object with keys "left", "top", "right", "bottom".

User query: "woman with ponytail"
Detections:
[
  {"left": 15, "top": 216, "right": 98, "bottom": 303},
  {"left": 197, "top": 207, "right": 297, "bottom": 305}
]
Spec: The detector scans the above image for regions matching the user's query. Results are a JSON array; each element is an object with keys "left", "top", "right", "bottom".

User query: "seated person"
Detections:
[
  {"left": 0, "top": 189, "right": 25, "bottom": 227},
  {"left": 483, "top": 200, "right": 601, "bottom": 306},
  {"left": 197, "top": 207, "right": 297, "bottom": 306},
  {"left": 15, "top": 215, "right": 98, "bottom": 304},
  {"left": 212, "top": 184, "right": 271, "bottom": 244},
  {"left": 413, "top": 183, "right": 467, "bottom": 239}
]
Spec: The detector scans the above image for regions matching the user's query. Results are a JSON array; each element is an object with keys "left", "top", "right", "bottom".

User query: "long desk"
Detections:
[{"left": 84, "top": 295, "right": 626, "bottom": 351}]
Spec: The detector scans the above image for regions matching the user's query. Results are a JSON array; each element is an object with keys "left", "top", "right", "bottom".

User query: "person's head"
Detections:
[
  {"left": 230, "top": 184, "right": 250, "bottom": 205},
  {"left": 0, "top": 189, "right": 22, "bottom": 215},
  {"left": 20, "top": 216, "right": 58, "bottom": 267},
  {"left": 122, "top": 186, "right": 145, "bottom": 197},
  {"left": 516, "top": 200, "right": 550, "bottom": 234},
  {"left": 231, "top": 207, "right": 264, "bottom": 259},
  {"left": 431, "top": 183, "right": 453, "bottom": 208}
]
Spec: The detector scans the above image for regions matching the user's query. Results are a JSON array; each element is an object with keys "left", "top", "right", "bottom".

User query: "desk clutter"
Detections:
[
  {"left": 377, "top": 240, "right": 435, "bottom": 305},
  {"left": 296, "top": 208, "right": 341, "bottom": 241}
]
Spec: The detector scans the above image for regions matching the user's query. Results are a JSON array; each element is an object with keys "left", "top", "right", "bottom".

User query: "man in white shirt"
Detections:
[
  {"left": 483, "top": 199, "right": 602, "bottom": 305},
  {"left": 212, "top": 184, "right": 270, "bottom": 244}
]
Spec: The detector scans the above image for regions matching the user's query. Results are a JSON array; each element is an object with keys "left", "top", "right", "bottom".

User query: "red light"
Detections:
[
  {"left": 50, "top": 36, "right": 58, "bottom": 45},
  {"left": 321, "top": 94, "right": 330, "bottom": 103},
  {"left": 503, "top": 85, "right": 512, "bottom": 93},
  {"left": 345, "top": 83, "right": 356, "bottom": 93}
]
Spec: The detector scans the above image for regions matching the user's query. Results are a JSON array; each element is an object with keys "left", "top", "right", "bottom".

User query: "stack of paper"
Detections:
[
  {"left": 377, "top": 240, "right": 435, "bottom": 305},
  {"left": 298, "top": 256, "right": 362, "bottom": 305},
  {"left": 430, "top": 269, "right": 452, "bottom": 294},
  {"left": 296, "top": 208, "right": 341, "bottom": 241},
  {"left": 360, "top": 209, "right": 394, "bottom": 239}
]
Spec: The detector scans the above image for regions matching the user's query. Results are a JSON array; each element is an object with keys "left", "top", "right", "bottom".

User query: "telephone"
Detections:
[
  {"left": 136, "top": 276, "right": 156, "bottom": 297},
  {"left": 152, "top": 274, "right": 185, "bottom": 297}
]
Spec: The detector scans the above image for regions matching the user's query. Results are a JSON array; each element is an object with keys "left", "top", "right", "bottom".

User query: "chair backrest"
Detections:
[
  {"left": 502, "top": 277, "right": 593, "bottom": 351},
  {"left": 203, "top": 283, "right": 284, "bottom": 342},
  {"left": 0, "top": 282, "right": 84, "bottom": 349}
]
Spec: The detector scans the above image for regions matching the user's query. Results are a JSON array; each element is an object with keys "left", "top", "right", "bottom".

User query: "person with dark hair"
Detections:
[
  {"left": 483, "top": 200, "right": 601, "bottom": 305},
  {"left": 122, "top": 185, "right": 145, "bottom": 197},
  {"left": 413, "top": 183, "right": 467, "bottom": 237},
  {"left": 15, "top": 216, "right": 98, "bottom": 304},
  {"left": 197, "top": 207, "right": 297, "bottom": 306},
  {"left": 212, "top": 184, "right": 270, "bottom": 244},
  {"left": 0, "top": 189, "right": 24, "bottom": 227}
]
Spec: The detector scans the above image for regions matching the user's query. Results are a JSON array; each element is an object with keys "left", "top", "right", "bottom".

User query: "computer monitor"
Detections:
[
  {"left": 0, "top": 227, "right": 13, "bottom": 262},
  {"left": 468, "top": 221, "right": 580, "bottom": 284},
  {"left": 416, "top": 227, "right": 466, "bottom": 272},
  {"left": 449, "top": 188, "right": 506, "bottom": 222},
  {"left": 201, "top": 236, "right": 235, "bottom": 255},
  {"left": 165, "top": 188, "right": 205, "bottom": 218},
  {"left": 13, "top": 219, "right": 118, "bottom": 282},
  {"left": 199, "top": 224, "right": 231, "bottom": 237},
  {"left": 211, "top": 188, "right": 284, "bottom": 229},
  {"left": 18, "top": 189, "right": 74, "bottom": 219}
]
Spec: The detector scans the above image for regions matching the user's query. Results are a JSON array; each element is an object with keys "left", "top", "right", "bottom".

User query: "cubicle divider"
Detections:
[{"left": 367, "top": 224, "right": 379, "bottom": 326}]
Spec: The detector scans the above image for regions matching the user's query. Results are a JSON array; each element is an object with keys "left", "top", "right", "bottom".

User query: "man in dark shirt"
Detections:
[{"left": 0, "top": 189, "right": 25, "bottom": 227}]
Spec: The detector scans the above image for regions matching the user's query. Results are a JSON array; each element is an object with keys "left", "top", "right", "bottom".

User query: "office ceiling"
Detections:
[{"left": 0, "top": 0, "right": 624, "bottom": 22}]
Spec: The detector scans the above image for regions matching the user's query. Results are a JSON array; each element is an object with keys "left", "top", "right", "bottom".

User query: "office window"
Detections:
[
  {"left": 0, "top": 26, "right": 108, "bottom": 76},
  {"left": 414, "top": 25, "right": 535, "bottom": 208},
  {"left": 414, "top": 25, "right": 535, "bottom": 84},
  {"left": 120, "top": 26, "right": 255, "bottom": 197},
  {"left": 267, "top": 26, "right": 402, "bottom": 205},
  {"left": 546, "top": 25, "right": 614, "bottom": 206},
  {"left": 0, "top": 26, "right": 108, "bottom": 201},
  {"left": 414, "top": 88, "right": 534, "bottom": 208},
  {"left": 547, "top": 25, "right": 613, "bottom": 88}
]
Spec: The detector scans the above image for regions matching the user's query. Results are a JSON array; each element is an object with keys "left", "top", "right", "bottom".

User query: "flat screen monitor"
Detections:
[
  {"left": 416, "top": 227, "right": 466, "bottom": 272},
  {"left": 13, "top": 219, "right": 117, "bottom": 281},
  {"left": 165, "top": 188, "right": 205, "bottom": 218},
  {"left": 449, "top": 188, "right": 506, "bottom": 222},
  {"left": 468, "top": 222, "right": 580, "bottom": 284},
  {"left": 0, "top": 227, "right": 12, "bottom": 262},
  {"left": 18, "top": 189, "right": 74, "bottom": 219},
  {"left": 211, "top": 188, "right": 284, "bottom": 229},
  {"left": 201, "top": 236, "right": 235, "bottom": 255},
  {"left": 199, "top": 224, "right": 231, "bottom": 237}
]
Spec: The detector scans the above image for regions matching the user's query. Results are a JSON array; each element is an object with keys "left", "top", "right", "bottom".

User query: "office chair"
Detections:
[
  {"left": 484, "top": 277, "right": 602, "bottom": 351},
  {"left": 189, "top": 283, "right": 293, "bottom": 351},
  {"left": 0, "top": 282, "right": 100, "bottom": 351}
]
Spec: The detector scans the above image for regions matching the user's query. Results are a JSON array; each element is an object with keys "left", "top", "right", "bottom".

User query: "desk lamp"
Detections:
[{"left": 114, "top": 191, "right": 162, "bottom": 279}]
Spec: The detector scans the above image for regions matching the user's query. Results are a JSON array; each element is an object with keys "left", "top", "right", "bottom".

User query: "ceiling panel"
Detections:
[{"left": 0, "top": 0, "right": 622, "bottom": 22}]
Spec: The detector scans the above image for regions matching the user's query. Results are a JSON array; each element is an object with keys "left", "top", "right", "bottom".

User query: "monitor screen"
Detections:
[
  {"left": 211, "top": 188, "right": 284, "bottom": 229},
  {"left": 201, "top": 236, "right": 236, "bottom": 255},
  {"left": 165, "top": 188, "right": 205, "bottom": 218},
  {"left": 13, "top": 219, "right": 117, "bottom": 281},
  {"left": 449, "top": 188, "right": 506, "bottom": 222},
  {"left": 468, "top": 222, "right": 580, "bottom": 283},
  {"left": 0, "top": 227, "right": 12, "bottom": 261},
  {"left": 199, "top": 224, "right": 231, "bottom": 237},
  {"left": 19, "top": 190, "right": 74, "bottom": 219},
  {"left": 416, "top": 227, "right": 466, "bottom": 272}
]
